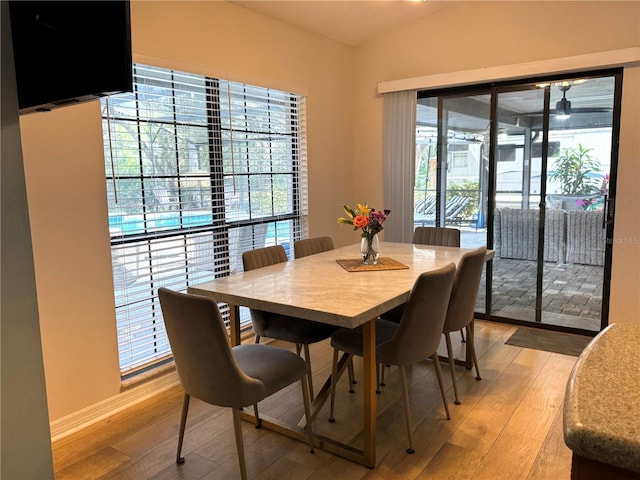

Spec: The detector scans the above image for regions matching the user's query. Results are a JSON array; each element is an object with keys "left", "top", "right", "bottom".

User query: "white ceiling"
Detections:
[{"left": 230, "top": 0, "right": 455, "bottom": 46}]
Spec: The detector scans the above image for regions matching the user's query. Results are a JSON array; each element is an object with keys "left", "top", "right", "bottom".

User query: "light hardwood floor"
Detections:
[{"left": 52, "top": 321, "right": 577, "bottom": 479}]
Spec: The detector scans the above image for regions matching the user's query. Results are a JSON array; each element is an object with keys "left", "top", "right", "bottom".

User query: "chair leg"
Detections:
[
  {"left": 399, "top": 366, "right": 415, "bottom": 454},
  {"left": 231, "top": 408, "right": 247, "bottom": 480},
  {"left": 444, "top": 332, "right": 461, "bottom": 405},
  {"left": 432, "top": 354, "right": 451, "bottom": 420},
  {"left": 467, "top": 323, "right": 481, "bottom": 381},
  {"left": 347, "top": 357, "right": 356, "bottom": 393},
  {"left": 176, "top": 393, "right": 190, "bottom": 464},
  {"left": 253, "top": 403, "right": 261, "bottom": 428},
  {"left": 303, "top": 343, "right": 314, "bottom": 401},
  {"left": 460, "top": 328, "right": 466, "bottom": 343},
  {"left": 300, "top": 375, "right": 315, "bottom": 453},
  {"left": 380, "top": 363, "right": 386, "bottom": 387},
  {"left": 376, "top": 363, "right": 382, "bottom": 394},
  {"left": 329, "top": 348, "right": 340, "bottom": 422},
  {"left": 254, "top": 334, "right": 261, "bottom": 344}
]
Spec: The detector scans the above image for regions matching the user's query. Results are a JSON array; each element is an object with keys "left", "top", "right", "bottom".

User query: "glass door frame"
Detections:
[
  {"left": 417, "top": 67, "right": 623, "bottom": 335},
  {"left": 488, "top": 82, "right": 552, "bottom": 325}
]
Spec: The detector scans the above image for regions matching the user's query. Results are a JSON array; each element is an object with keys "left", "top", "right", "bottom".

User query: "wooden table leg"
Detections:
[
  {"left": 362, "top": 319, "right": 377, "bottom": 468},
  {"left": 228, "top": 304, "right": 241, "bottom": 346},
  {"left": 231, "top": 305, "right": 377, "bottom": 468}
]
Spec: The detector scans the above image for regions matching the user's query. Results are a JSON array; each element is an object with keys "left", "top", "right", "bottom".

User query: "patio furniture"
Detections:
[
  {"left": 494, "top": 208, "right": 566, "bottom": 263},
  {"left": 414, "top": 195, "right": 470, "bottom": 223},
  {"left": 493, "top": 208, "right": 605, "bottom": 266},
  {"left": 566, "top": 210, "right": 606, "bottom": 266}
]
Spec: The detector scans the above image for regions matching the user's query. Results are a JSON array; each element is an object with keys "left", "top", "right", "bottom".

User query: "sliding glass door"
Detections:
[
  {"left": 415, "top": 70, "right": 621, "bottom": 334},
  {"left": 416, "top": 92, "right": 491, "bottom": 313},
  {"left": 491, "top": 86, "right": 547, "bottom": 324}
]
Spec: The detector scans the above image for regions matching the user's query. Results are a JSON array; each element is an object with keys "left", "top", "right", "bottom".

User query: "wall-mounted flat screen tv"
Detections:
[{"left": 9, "top": 1, "right": 133, "bottom": 115}]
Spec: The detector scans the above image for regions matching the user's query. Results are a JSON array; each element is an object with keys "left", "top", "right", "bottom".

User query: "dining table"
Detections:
[{"left": 188, "top": 241, "right": 494, "bottom": 468}]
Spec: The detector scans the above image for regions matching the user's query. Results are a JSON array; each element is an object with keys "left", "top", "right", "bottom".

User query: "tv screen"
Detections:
[{"left": 9, "top": 1, "right": 133, "bottom": 114}]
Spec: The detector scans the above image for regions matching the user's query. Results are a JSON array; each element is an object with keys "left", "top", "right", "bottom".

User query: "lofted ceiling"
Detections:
[
  {"left": 230, "top": 1, "right": 617, "bottom": 132},
  {"left": 230, "top": 0, "right": 456, "bottom": 47}
]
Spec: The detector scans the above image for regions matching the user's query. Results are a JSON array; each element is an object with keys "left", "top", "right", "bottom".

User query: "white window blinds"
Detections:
[{"left": 102, "top": 64, "right": 307, "bottom": 375}]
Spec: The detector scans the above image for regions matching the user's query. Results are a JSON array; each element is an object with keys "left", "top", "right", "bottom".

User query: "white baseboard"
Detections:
[
  {"left": 50, "top": 330, "right": 259, "bottom": 442},
  {"left": 49, "top": 371, "right": 180, "bottom": 442}
]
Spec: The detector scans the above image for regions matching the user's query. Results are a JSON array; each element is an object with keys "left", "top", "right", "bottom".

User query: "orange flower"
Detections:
[{"left": 353, "top": 215, "right": 369, "bottom": 228}]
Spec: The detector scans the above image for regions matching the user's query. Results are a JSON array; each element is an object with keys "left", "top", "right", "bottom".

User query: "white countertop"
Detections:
[{"left": 564, "top": 323, "right": 640, "bottom": 473}]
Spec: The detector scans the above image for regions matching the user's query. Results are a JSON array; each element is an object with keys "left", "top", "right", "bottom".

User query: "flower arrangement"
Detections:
[
  {"left": 338, "top": 203, "right": 390, "bottom": 264},
  {"left": 338, "top": 203, "right": 390, "bottom": 239}
]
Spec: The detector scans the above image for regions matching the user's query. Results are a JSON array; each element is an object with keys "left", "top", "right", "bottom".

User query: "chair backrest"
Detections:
[
  {"left": 412, "top": 227, "right": 461, "bottom": 247},
  {"left": 241, "top": 245, "right": 289, "bottom": 337},
  {"left": 294, "top": 236, "right": 334, "bottom": 258},
  {"left": 158, "top": 288, "right": 264, "bottom": 407},
  {"left": 376, "top": 263, "right": 456, "bottom": 366},
  {"left": 242, "top": 245, "right": 288, "bottom": 272},
  {"left": 443, "top": 246, "right": 487, "bottom": 333}
]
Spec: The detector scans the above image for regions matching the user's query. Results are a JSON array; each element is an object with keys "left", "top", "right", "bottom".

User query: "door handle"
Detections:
[{"left": 603, "top": 195, "right": 614, "bottom": 228}]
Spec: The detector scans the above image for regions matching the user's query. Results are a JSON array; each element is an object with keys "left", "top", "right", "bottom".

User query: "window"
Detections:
[{"left": 102, "top": 64, "right": 307, "bottom": 375}]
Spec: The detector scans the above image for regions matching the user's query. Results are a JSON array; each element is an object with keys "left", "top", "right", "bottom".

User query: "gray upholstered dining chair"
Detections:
[
  {"left": 412, "top": 226, "right": 461, "bottom": 247},
  {"left": 242, "top": 245, "right": 339, "bottom": 401},
  {"left": 293, "top": 236, "right": 335, "bottom": 258},
  {"left": 328, "top": 263, "right": 456, "bottom": 454},
  {"left": 442, "top": 246, "right": 487, "bottom": 405},
  {"left": 411, "top": 226, "right": 465, "bottom": 339},
  {"left": 158, "top": 287, "right": 314, "bottom": 480},
  {"left": 291, "top": 236, "right": 357, "bottom": 392},
  {"left": 380, "top": 226, "right": 461, "bottom": 329}
]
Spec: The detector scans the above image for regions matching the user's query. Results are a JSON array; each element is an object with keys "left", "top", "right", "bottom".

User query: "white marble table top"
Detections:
[{"left": 189, "top": 241, "right": 492, "bottom": 329}]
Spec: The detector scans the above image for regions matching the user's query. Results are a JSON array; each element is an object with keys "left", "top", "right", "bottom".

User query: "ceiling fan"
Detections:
[
  {"left": 555, "top": 83, "right": 573, "bottom": 119},
  {"left": 523, "top": 82, "right": 612, "bottom": 119}
]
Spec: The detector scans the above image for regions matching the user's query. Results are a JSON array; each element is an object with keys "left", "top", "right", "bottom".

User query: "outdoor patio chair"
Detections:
[{"left": 413, "top": 195, "right": 470, "bottom": 222}]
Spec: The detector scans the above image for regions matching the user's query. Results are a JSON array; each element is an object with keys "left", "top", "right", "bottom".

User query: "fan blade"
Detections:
[{"left": 523, "top": 107, "right": 611, "bottom": 116}]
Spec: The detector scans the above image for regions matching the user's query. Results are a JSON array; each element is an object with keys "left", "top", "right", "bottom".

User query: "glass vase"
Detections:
[{"left": 360, "top": 233, "right": 380, "bottom": 265}]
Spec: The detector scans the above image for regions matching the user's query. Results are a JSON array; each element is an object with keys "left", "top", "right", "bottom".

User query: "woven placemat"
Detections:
[{"left": 336, "top": 257, "right": 409, "bottom": 272}]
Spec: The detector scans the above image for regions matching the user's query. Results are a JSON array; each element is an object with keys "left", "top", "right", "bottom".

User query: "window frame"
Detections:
[{"left": 102, "top": 63, "right": 307, "bottom": 377}]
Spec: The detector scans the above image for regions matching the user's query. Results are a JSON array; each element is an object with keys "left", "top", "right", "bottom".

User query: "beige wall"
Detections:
[
  {"left": 21, "top": 101, "right": 122, "bottom": 420},
  {"left": 17, "top": 0, "right": 640, "bottom": 426},
  {"left": 352, "top": 1, "right": 640, "bottom": 323},
  {"left": 20, "top": 1, "right": 355, "bottom": 421}
]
